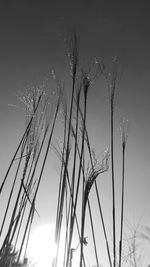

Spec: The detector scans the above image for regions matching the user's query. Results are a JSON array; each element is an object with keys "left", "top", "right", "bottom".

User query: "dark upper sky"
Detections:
[
  {"left": 0, "top": 1, "right": 150, "bottom": 69},
  {"left": 0, "top": 1, "right": 150, "bottom": 112},
  {"left": 0, "top": 1, "right": 150, "bottom": 266},
  {"left": 0, "top": 0, "right": 150, "bottom": 114}
]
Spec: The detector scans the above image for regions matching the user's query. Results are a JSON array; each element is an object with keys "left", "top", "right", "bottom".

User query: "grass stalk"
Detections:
[
  {"left": 118, "top": 143, "right": 125, "bottom": 267},
  {"left": 111, "top": 103, "right": 116, "bottom": 267},
  {"left": 107, "top": 57, "right": 119, "bottom": 267},
  {"left": 119, "top": 119, "right": 128, "bottom": 267},
  {"left": 54, "top": 32, "right": 78, "bottom": 267}
]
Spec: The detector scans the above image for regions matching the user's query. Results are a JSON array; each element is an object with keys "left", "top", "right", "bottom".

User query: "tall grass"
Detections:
[
  {"left": 0, "top": 32, "right": 136, "bottom": 267},
  {"left": 0, "top": 82, "right": 59, "bottom": 264},
  {"left": 54, "top": 32, "right": 78, "bottom": 262},
  {"left": 0, "top": 87, "right": 44, "bottom": 257},
  {"left": 109, "top": 57, "right": 118, "bottom": 267},
  {"left": 17, "top": 91, "right": 60, "bottom": 263}
]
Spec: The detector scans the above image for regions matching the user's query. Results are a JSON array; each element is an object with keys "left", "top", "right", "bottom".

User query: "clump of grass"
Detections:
[
  {"left": 53, "top": 31, "right": 79, "bottom": 267},
  {"left": 0, "top": 32, "right": 136, "bottom": 267},
  {"left": 0, "top": 81, "right": 60, "bottom": 263},
  {"left": 0, "top": 86, "right": 44, "bottom": 258}
]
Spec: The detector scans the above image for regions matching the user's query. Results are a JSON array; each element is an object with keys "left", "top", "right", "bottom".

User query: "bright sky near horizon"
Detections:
[{"left": 0, "top": 1, "right": 150, "bottom": 266}]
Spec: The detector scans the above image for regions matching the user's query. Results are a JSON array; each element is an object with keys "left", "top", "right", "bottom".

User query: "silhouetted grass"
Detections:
[{"left": 1, "top": 32, "right": 148, "bottom": 267}]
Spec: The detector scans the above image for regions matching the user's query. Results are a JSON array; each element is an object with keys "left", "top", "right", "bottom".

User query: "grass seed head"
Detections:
[
  {"left": 85, "top": 149, "right": 109, "bottom": 200},
  {"left": 66, "top": 30, "right": 79, "bottom": 76},
  {"left": 120, "top": 118, "right": 129, "bottom": 147}
]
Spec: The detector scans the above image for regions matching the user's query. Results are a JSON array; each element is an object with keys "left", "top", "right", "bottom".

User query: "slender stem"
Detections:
[
  {"left": 54, "top": 110, "right": 67, "bottom": 267},
  {"left": 79, "top": 92, "right": 88, "bottom": 267},
  {"left": 80, "top": 194, "right": 86, "bottom": 267},
  {"left": 111, "top": 103, "right": 116, "bottom": 267},
  {"left": 119, "top": 143, "right": 125, "bottom": 267},
  {"left": 87, "top": 199, "right": 99, "bottom": 266},
  {"left": 23, "top": 207, "right": 34, "bottom": 261}
]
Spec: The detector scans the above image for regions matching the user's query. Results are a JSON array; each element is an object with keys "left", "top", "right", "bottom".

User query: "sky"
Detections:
[{"left": 0, "top": 1, "right": 150, "bottom": 266}]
